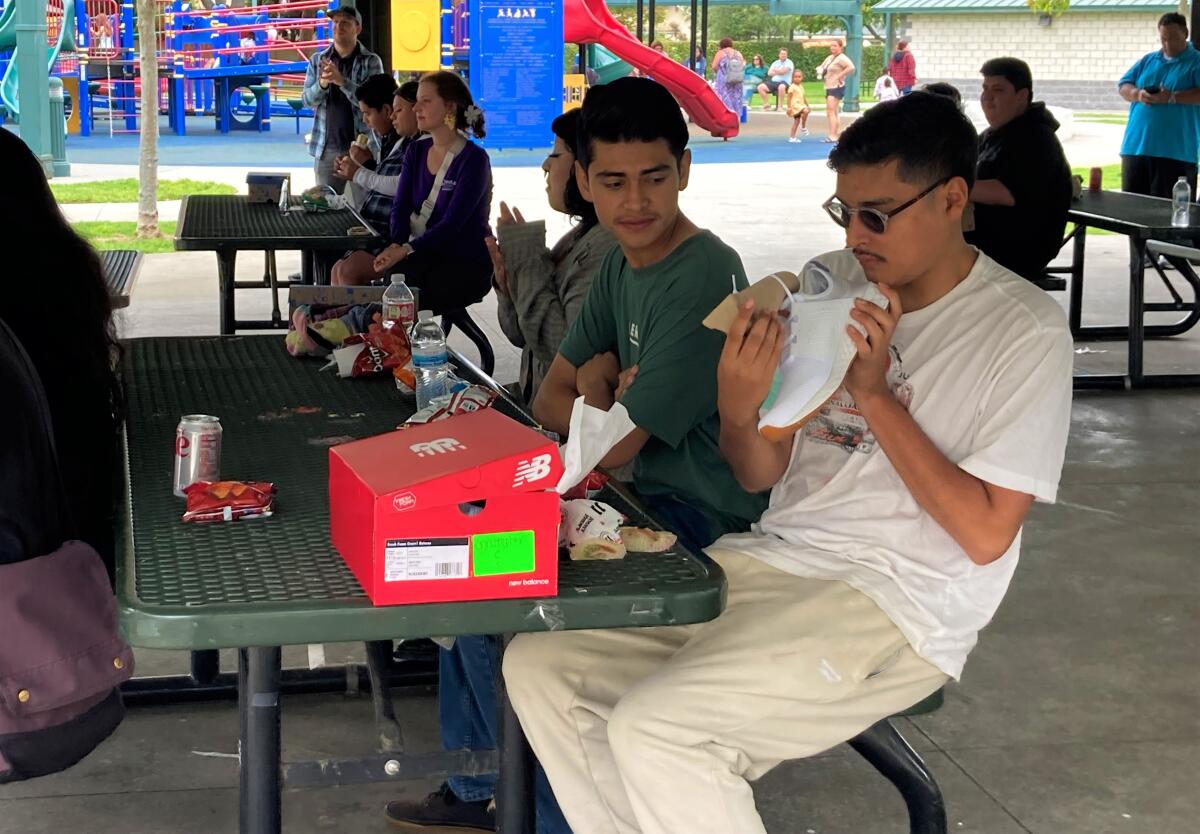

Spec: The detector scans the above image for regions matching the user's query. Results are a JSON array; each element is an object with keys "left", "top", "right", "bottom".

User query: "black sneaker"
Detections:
[{"left": 384, "top": 783, "right": 496, "bottom": 832}]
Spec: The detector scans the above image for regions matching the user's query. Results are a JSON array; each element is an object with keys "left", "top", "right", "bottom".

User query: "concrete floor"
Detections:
[{"left": 3, "top": 144, "right": 1198, "bottom": 833}]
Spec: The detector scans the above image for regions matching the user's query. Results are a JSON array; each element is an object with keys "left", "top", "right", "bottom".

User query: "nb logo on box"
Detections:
[
  {"left": 512, "top": 453, "right": 553, "bottom": 488},
  {"left": 409, "top": 438, "right": 466, "bottom": 457}
]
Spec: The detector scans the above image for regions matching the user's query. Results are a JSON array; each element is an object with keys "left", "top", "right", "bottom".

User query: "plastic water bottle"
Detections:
[
  {"left": 381, "top": 274, "right": 416, "bottom": 334},
  {"left": 1172, "top": 177, "right": 1191, "bottom": 228},
  {"left": 412, "top": 310, "right": 449, "bottom": 410}
]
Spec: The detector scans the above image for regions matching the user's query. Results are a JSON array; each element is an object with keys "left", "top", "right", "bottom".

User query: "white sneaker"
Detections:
[
  {"left": 758, "top": 249, "right": 889, "bottom": 440},
  {"left": 788, "top": 137, "right": 801, "bottom": 143},
  {"left": 802, "top": 127, "right": 810, "bottom": 135}
]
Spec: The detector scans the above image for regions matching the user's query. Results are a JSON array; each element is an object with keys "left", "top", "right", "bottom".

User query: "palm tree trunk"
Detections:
[{"left": 136, "top": 0, "right": 160, "bottom": 238}]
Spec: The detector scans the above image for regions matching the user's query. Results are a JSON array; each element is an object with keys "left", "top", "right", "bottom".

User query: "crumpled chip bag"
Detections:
[
  {"left": 400, "top": 385, "right": 497, "bottom": 427},
  {"left": 182, "top": 480, "right": 276, "bottom": 523},
  {"left": 332, "top": 322, "right": 412, "bottom": 378},
  {"left": 561, "top": 470, "right": 610, "bottom": 501}
]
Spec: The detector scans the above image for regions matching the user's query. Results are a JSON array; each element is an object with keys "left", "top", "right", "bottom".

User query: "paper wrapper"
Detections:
[
  {"left": 554, "top": 396, "right": 638, "bottom": 495},
  {"left": 702, "top": 270, "right": 798, "bottom": 335}
]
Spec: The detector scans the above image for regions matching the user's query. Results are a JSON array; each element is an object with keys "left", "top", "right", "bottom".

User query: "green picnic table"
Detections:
[{"left": 117, "top": 335, "right": 726, "bottom": 834}]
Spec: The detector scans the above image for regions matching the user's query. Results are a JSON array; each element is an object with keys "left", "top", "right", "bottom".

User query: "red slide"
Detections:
[{"left": 564, "top": 0, "right": 739, "bottom": 139}]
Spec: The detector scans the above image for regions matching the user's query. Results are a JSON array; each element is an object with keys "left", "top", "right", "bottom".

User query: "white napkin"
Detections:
[{"left": 554, "top": 396, "right": 638, "bottom": 494}]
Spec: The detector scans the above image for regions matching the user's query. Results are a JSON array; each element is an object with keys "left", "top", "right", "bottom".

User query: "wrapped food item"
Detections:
[
  {"left": 354, "top": 133, "right": 370, "bottom": 148},
  {"left": 182, "top": 480, "right": 276, "bottom": 523},
  {"left": 559, "top": 499, "right": 624, "bottom": 549},
  {"left": 569, "top": 538, "right": 627, "bottom": 561},
  {"left": 619, "top": 526, "right": 678, "bottom": 553},
  {"left": 393, "top": 362, "right": 417, "bottom": 395},
  {"left": 301, "top": 185, "right": 340, "bottom": 212},
  {"left": 401, "top": 385, "right": 497, "bottom": 427},
  {"left": 332, "top": 321, "right": 412, "bottom": 378},
  {"left": 561, "top": 470, "right": 610, "bottom": 501}
]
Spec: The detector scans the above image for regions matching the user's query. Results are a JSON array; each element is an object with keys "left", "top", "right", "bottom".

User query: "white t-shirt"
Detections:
[
  {"left": 719, "top": 252, "right": 1073, "bottom": 679},
  {"left": 875, "top": 75, "right": 900, "bottom": 101}
]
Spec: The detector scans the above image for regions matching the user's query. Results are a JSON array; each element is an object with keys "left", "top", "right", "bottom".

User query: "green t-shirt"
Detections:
[{"left": 558, "top": 231, "right": 770, "bottom": 537}]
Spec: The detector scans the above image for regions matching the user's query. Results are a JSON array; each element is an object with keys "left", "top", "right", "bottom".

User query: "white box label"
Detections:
[{"left": 384, "top": 538, "right": 470, "bottom": 582}]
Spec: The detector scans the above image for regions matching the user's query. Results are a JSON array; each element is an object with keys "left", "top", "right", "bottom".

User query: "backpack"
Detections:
[{"left": 724, "top": 54, "right": 745, "bottom": 83}]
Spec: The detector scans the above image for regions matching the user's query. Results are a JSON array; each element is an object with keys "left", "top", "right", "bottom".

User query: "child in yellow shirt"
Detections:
[{"left": 786, "top": 69, "right": 811, "bottom": 142}]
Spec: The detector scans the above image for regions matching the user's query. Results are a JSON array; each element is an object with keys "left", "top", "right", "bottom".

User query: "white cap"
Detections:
[
  {"left": 417, "top": 309, "right": 434, "bottom": 321},
  {"left": 390, "top": 273, "right": 405, "bottom": 284}
]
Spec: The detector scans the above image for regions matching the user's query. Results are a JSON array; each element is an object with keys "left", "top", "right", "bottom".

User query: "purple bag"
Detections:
[{"left": 0, "top": 539, "right": 133, "bottom": 783}]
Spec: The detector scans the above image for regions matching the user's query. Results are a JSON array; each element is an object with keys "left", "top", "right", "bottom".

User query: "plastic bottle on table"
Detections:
[
  {"left": 381, "top": 273, "right": 416, "bottom": 334},
  {"left": 412, "top": 310, "right": 450, "bottom": 410},
  {"left": 1172, "top": 176, "right": 1191, "bottom": 228}
]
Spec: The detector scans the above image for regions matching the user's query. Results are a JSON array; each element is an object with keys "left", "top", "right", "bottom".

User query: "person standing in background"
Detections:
[
  {"left": 301, "top": 4, "right": 383, "bottom": 194},
  {"left": 1118, "top": 12, "right": 1200, "bottom": 197},
  {"left": 890, "top": 40, "right": 918, "bottom": 94}
]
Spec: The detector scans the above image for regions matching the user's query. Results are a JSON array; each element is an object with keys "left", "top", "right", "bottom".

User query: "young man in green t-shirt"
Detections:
[{"left": 533, "top": 76, "right": 769, "bottom": 550}]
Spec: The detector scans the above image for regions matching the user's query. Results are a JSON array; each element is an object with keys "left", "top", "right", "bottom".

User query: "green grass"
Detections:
[
  {"left": 1075, "top": 111, "right": 1128, "bottom": 125},
  {"left": 51, "top": 179, "right": 236, "bottom": 204},
  {"left": 1071, "top": 163, "right": 1121, "bottom": 190},
  {"left": 747, "top": 80, "right": 876, "bottom": 109},
  {"left": 73, "top": 221, "right": 178, "bottom": 254}
]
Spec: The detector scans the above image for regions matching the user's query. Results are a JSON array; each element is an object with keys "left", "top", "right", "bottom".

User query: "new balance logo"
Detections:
[
  {"left": 513, "top": 453, "right": 553, "bottom": 487},
  {"left": 409, "top": 438, "right": 466, "bottom": 457}
]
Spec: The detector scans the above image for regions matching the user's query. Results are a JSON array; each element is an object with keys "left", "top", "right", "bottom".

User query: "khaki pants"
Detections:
[{"left": 503, "top": 547, "right": 948, "bottom": 834}]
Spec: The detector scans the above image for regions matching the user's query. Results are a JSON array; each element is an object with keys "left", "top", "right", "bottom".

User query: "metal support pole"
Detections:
[
  {"left": 648, "top": 0, "right": 656, "bottom": 46},
  {"left": 239, "top": 646, "right": 283, "bottom": 834},
  {"left": 844, "top": 13, "right": 864, "bottom": 112},
  {"left": 689, "top": 0, "right": 698, "bottom": 77},
  {"left": 15, "top": 0, "right": 53, "bottom": 171},
  {"left": 701, "top": 0, "right": 709, "bottom": 62},
  {"left": 885, "top": 13, "right": 896, "bottom": 65},
  {"left": 636, "top": 0, "right": 644, "bottom": 42}
]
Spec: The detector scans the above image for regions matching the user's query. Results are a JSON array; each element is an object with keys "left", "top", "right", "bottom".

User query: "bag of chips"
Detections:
[{"left": 182, "top": 480, "right": 276, "bottom": 523}]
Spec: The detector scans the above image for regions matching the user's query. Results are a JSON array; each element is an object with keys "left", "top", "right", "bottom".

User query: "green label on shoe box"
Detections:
[{"left": 471, "top": 530, "right": 536, "bottom": 576}]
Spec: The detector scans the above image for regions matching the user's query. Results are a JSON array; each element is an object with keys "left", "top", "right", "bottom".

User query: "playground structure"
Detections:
[{"left": 1, "top": 0, "right": 864, "bottom": 148}]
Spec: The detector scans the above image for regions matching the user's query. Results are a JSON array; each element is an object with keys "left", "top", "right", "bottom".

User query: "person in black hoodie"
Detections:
[
  {"left": 966, "top": 57, "right": 1073, "bottom": 279},
  {"left": 0, "top": 129, "right": 123, "bottom": 584}
]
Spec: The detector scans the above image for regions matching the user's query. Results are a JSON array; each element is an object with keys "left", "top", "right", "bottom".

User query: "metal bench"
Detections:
[{"left": 100, "top": 249, "right": 142, "bottom": 309}]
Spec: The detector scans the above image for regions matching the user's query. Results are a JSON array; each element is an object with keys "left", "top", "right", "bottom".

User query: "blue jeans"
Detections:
[
  {"left": 441, "top": 635, "right": 572, "bottom": 834},
  {"left": 439, "top": 492, "right": 716, "bottom": 833}
]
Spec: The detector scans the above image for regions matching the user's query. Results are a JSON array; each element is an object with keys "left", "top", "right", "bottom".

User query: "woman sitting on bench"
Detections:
[{"left": 368, "top": 71, "right": 494, "bottom": 314}]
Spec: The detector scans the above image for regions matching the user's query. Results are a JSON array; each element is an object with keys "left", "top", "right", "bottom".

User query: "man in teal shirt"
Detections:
[
  {"left": 1118, "top": 12, "right": 1200, "bottom": 197},
  {"left": 534, "top": 77, "right": 768, "bottom": 550}
]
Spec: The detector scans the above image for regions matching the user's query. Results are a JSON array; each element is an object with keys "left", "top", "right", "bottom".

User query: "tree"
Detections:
[{"left": 136, "top": 0, "right": 159, "bottom": 238}]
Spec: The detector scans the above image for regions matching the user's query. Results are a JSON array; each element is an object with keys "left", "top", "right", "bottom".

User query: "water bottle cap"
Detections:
[
  {"left": 417, "top": 310, "right": 434, "bottom": 321},
  {"left": 390, "top": 274, "right": 405, "bottom": 284}
]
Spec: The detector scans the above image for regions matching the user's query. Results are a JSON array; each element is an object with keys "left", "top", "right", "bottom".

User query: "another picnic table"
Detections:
[
  {"left": 1061, "top": 190, "right": 1200, "bottom": 388},
  {"left": 173, "top": 195, "right": 382, "bottom": 335},
  {"left": 101, "top": 249, "right": 142, "bottom": 309},
  {"left": 117, "top": 335, "right": 725, "bottom": 834}
]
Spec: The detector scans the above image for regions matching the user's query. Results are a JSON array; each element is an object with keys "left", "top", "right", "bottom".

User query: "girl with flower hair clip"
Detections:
[{"left": 370, "top": 71, "right": 495, "bottom": 313}]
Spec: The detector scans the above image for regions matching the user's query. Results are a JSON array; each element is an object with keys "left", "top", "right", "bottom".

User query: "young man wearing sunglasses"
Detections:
[{"left": 502, "top": 92, "right": 1074, "bottom": 834}]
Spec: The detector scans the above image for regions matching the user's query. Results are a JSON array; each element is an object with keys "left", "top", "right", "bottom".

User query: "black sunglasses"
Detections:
[{"left": 822, "top": 176, "right": 952, "bottom": 235}]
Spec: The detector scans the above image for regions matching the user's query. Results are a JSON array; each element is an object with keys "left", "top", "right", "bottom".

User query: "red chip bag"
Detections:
[
  {"left": 182, "top": 480, "right": 276, "bottom": 523},
  {"left": 561, "top": 470, "right": 610, "bottom": 500},
  {"left": 337, "top": 321, "right": 413, "bottom": 378}
]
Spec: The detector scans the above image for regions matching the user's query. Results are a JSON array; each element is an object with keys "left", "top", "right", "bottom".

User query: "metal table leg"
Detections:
[
  {"left": 1129, "top": 238, "right": 1147, "bottom": 386},
  {"left": 239, "top": 646, "right": 283, "bottom": 834},
  {"left": 495, "top": 636, "right": 535, "bottom": 834},
  {"left": 217, "top": 250, "right": 238, "bottom": 336},
  {"left": 1068, "top": 224, "right": 1086, "bottom": 337}
]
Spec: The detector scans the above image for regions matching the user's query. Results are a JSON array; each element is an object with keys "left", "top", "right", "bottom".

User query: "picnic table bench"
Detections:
[{"left": 100, "top": 249, "right": 142, "bottom": 309}]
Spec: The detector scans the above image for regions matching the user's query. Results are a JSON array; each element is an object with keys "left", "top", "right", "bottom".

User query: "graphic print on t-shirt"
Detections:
[{"left": 804, "top": 345, "right": 913, "bottom": 454}]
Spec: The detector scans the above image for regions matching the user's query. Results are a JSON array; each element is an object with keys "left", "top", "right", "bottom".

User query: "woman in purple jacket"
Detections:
[{"left": 372, "top": 71, "right": 494, "bottom": 313}]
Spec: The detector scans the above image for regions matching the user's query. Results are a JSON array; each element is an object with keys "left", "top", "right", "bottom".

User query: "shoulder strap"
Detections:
[{"left": 412, "top": 135, "right": 468, "bottom": 232}]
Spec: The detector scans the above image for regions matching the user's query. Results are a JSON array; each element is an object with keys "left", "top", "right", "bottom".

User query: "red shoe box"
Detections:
[{"left": 329, "top": 409, "right": 563, "bottom": 605}]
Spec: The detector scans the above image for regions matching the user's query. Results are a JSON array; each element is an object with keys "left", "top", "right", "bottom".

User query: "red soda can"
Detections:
[
  {"left": 174, "top": 414, "right": 222, "bottom": 497},
  {"left": 1089, "top": 167, "right": 1103, "bottom": 192}
]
